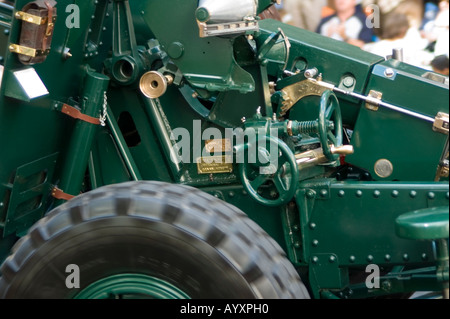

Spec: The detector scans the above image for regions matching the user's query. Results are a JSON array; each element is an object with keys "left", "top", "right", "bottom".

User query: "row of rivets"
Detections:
[
  {"left": 333, "top": 189, "right": 447, "bottom": 199},
  {"left": 344, "top": 253, "right": 428, "bottom": 263}
]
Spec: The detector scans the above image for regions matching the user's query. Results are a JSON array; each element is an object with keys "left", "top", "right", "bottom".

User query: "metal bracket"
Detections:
[
  {"left": 55, "top": 102, "right": 102, "bottom": 125},
  {"left": 15, "top": 10, "right": 48, "bottom": 25},
  {"left": 365, "top": 90, "right": 383, "bottom": 112},
  {"left": 198, "top": 20, "right": 259, "bottom": 38},
  {"left": 280, "top": 79, "right": 334, "bottom": 116},
  {"left": 433, "top": 112, "right": 449, "bottom": 135},
  {"left": 9, "top": 44, "right": 50, "bottom": 58},
  {"left": 52, "top": 187, "right": 76, "bottom": 201}
]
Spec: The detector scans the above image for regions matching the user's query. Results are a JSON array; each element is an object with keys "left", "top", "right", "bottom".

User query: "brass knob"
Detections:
[{"left": 139, "top": 71, "right": 174, "bottom": 99}]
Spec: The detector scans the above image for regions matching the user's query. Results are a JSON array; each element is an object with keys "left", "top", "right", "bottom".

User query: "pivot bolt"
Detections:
[{"left": 384, "top": 68, "right": 395, "bottom": 78}]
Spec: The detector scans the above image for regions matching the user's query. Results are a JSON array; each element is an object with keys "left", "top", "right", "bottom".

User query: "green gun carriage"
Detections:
[{"left": 0, "top": 0, "right": 448, "bottom": 299}]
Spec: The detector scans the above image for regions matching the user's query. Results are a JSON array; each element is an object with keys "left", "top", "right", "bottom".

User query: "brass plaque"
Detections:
[
  {"left": 197, "top": 155, "right": 233, "bottom": 174},
  {"left": 205, "top": 139, "right": 232, "bottom": 153}
]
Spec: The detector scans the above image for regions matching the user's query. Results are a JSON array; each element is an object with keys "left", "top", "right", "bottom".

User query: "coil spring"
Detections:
[{"left": 298, "top": 121, "right": 319, "bottom": 134}]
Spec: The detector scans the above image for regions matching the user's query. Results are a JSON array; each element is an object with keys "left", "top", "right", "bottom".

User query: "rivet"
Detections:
[
  {"left": 356, "top": 190, "right": 363, "bottom": 198},
  {"left": 309, "top": 223, "right": 317, "bottom": 230},
  {"left": 228, "top": 191, "right": 235, "bottom": 198},
  {"left": 242, "top": 190, "right": 248, "bottom": 196},
  {"left": 320, "top": 189, "right": 328, "bottom": 198},
  {"left": 403, "top": 254, "right": 409, "bottom": 261},
  {"left": 385, "top": 254, "right": 391, "bottom": 262},
  {"left": 392, "top": 190, "right": 399, "bottom": 198},
  {"left": 384, "top": 68, "right": 395, "bottom": 78},
  {"left": 329, "top": 256, "right": 336, "bottom": 263},
  {"left": 382, "top": 280, "right": 392, "bottom": 291},
  {"left": 422, "top": 253, "right": 428, "bottom": 261},
  {"left": 293, "top": 225, "right": 300, "bottom": 232},
  {"left": 367, "top": 255, "right": 374, "bottom": 262},
  {"left": 428, "top": 192, "right": 435, "bottom": 200},
  {"left": 294, "top": 242, "right": 301, "bottom": 248},
  {"left": 312, "top": 256, "right": 319, "bottom": 264},
  {"left": 410, "top": 191, "right": 417, "bottom": 198},
  {"left": 338, "top": 190, "right": 345, "bottom": 197},
  {"left": 312, "top": 240, "right": 319, "bottom": 247},
  {"left": 373, "top": 190, "right": 381, "bottom": 198},
  {"left": 349, "top": 256, "right": 356, "bottom": 263},
  {"left": 446, "top": 192, "right": 449, "bottom": 200},
  {"left": 306, "top": 190, "right": 316, "bottom": 199}
]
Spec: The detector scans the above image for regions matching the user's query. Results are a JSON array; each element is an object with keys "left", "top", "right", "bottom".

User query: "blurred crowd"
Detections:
[{"left": 276, "top": 0, "right": 449, "bottom": 75}]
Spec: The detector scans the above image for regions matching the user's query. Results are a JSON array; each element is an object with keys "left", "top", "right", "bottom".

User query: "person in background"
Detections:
[
  {"left": 363, "top": 0, "right": 427, "bottom": 49},
  {"left": 425, "top": 0, "right": 449, "bottom": 57},
  {"left": 431, "top": 54, "right": 450, "bottom": 75},
  {"left": 363, "top": 12, "right": 434, "bottom": 68},
  {"left": 316, "top": 0, "right": 374, "bottom": 48},
  {"left": 281, "top": 0, "right": 328, "bottom": 32}
]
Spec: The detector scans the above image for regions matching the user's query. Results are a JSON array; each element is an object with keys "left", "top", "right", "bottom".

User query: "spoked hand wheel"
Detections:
[
  {"left": 238, "top": 135, "right": 299, "bottom": 207},
  {"left": 319, "top": 90, "right": 343, "bottom": 162}
]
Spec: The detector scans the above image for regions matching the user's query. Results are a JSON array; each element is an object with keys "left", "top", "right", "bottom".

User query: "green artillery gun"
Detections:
[{"left": 0, "top": 0, "right": 448, "bottom": 299}]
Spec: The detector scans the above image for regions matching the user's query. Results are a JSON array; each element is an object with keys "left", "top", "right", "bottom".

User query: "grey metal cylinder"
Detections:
[
  {"left": 196, "top": 0, "right": 258, "bottom": 23},
  {"left": 392, "top": 48, "right": 404, "bottom": 62}
]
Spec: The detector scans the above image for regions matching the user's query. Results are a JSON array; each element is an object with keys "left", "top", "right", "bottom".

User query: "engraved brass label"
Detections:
[{"left": 197, "top": 155, "right": 233, "bottom": 174}]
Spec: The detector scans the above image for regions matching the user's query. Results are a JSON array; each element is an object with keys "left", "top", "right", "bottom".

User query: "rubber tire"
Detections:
[{"left": 0, "top": 181, "right": 310, "bottom": 299}]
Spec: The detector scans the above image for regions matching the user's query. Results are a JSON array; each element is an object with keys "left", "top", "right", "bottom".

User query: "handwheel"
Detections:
[
  {"left": 239, "top": 135, "right": 299, "bottom": 207},
  {"left": 319, "top": 90, "right": 343, "bottom": 162}
]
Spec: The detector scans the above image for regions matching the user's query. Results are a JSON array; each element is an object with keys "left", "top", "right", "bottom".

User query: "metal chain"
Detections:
[{"left": 99, "top": 92, "right": 107, "bottom": 127}]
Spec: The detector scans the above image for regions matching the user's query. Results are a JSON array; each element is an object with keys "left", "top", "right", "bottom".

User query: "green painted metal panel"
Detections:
[
  {"left": 3, "top": 152, "right": 58, "bottom": 236},
  {"left": 347, "top": 60, "right": 449, "bottom": 181},
  {"left": 297, "top": 180, "right": 449, "bottom": 268}
]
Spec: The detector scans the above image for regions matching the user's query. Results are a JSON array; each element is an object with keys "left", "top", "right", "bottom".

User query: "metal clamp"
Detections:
[
  {"left": 9, "top": 44, "right": 50, "bottom": 58},
  {"left": 15, "top": 10, "right": 48, "bottom": 25},
  {"left": 60, "top": 103, "right": 102, "bottom": 125},
  {"left": 52, "top": 187, "right": 75, "bottom": 201},
  {"left": 365, "top": 90, "right": 383, "bottom": 112},
  {"left": 433, "top": 112, "right": 449, "bottom": 135}
]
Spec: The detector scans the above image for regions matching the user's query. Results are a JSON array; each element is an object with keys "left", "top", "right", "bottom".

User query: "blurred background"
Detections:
[
  {"left": 273, "top": 0, "right": 449, "bottom": 74},
  {"left": 1, "top": 0, "right": 448, "bottom": 75}
]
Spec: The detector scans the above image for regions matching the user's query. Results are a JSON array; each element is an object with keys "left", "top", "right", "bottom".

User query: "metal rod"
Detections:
[
  {"left": 57, "top": 69, "right": 110, "bottom": 203},
  {"left": 392, "top": 48, "right": 404, "bottom": 62},
  {"left": 106, "top": 106, "right": 143, "bottom": 181},
  {"left": 333, "top": 87, "right": 436, "bottom": 123},
  {"left": 142, "top": 98, "right": 182, "bottom": 178}
]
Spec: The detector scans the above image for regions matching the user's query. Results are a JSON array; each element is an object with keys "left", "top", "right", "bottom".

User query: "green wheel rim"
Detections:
[{"left": 75, "top": 274, "right": 190, "bottom": 299}]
